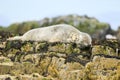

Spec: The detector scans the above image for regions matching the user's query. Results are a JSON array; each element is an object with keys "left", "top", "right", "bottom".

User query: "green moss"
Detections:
[
  {"left": 73, "top": 48, "right": 80, "bottom": 53},
  {"left": 0, "top": 65, "right": 12, "bottom": 74},
  {"left": 48, "top": 42, "right": 65, "bottom": 53},
  {"left": 65, "top": 43, "right": 73, "bottom": 54},
  {"left": 21, "top": 42, "right": 33, "bottom": 52},
  {"left": 42, "top": 78, "right": 51, "bottom": 80},
  {"left": 92, "top": 45, "right": 116, "bottom": 56},
  {"left": 37, "top": 42, "right": 48, "bottom": 52},
  {"left": 0, "top": 58, "right": 11, "bottom": 63}
]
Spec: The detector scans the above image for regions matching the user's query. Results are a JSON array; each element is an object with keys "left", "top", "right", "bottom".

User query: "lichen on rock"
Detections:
[{"left": 0, "top": 38, "right": 120, "bottom": 80}]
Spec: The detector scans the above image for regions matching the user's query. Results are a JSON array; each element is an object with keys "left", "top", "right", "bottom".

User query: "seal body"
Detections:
[{"left": 8, "top": 24, "right": 92, "bottom": 47}]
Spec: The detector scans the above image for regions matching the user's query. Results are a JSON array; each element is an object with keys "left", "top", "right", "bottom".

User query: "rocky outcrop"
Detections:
[{"left": 0, "top": 38, "right": 120, "bottom": 80}]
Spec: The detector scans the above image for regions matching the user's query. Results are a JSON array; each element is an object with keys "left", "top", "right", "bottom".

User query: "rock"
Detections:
[
  {"left": 92, "top": 45, "right": 115, "bottom": 56},
  {"left": 0, "top": 36, "right": 120, "bottom": 80},
  {"left": 0, "top": 75, "right": 16, "bottom": 80},
  {"left": 0, "top": 31, "right": 13, "bottom": 41},
  {"left": 92, "top": 39, "right": 120, "bottom": 57},
  {"left": 116, "top": 27, "right": 120, "bottom": 42},
  {"left": 85, "top": 56, "right": 120, "bottom": 80},
  {"left": 106, "top": 34, "right": 117, "bottom": 39}
]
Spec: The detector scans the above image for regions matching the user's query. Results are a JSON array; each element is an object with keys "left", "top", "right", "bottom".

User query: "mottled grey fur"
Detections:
[{"left": 8, "top": 24, "right": 92, "bottom": 47}]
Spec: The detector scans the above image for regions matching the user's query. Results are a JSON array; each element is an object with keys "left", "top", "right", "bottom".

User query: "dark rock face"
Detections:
[
  {"left": 116, "top": 27, "right": 120, "bottom": 42},
  {"left": 0, "top": 31, "right": 13, "bottom": 41}
]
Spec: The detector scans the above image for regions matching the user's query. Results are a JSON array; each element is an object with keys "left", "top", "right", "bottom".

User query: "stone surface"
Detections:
[{"left": 0, "top": 39, "right": 120, "bottom": 80}]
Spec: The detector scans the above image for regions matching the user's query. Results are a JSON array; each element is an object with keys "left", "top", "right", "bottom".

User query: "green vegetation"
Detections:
[
  {"left": 7, "top": 21, "right": 39, "bottom": 34},
  {"left": 0, "top": 15, "right": 112, "bottom": 36},
  {"left": 0, "top": 14, "right": 120, "bottom": 80}
]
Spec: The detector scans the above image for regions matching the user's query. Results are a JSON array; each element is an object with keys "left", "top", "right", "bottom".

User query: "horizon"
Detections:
[{"left": 0, "top": 0, "right": 120, "bottom": 30}]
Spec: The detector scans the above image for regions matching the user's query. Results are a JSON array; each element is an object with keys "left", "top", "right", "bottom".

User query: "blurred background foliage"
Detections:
[
  {"left": 7, "top": 21, "right": 39, "bottom": 35},
  {"left": 0, "top": 14, "right": 116, "bottom": 40}
]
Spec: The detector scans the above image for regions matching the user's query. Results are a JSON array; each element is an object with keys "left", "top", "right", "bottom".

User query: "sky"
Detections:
[{"left": 0, "top": 0, "right": 120, "bottom": 30}]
